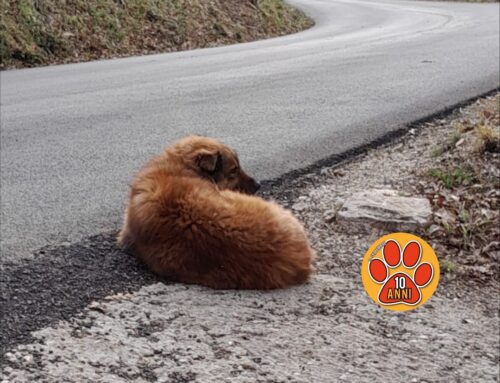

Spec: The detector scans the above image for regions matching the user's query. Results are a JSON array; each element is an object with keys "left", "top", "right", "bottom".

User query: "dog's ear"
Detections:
[{"left": 196, "top": 150, "right": 220, "bottom": 173}]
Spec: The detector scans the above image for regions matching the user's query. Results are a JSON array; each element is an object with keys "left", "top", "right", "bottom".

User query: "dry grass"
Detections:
[
  {"left": 0, "top": 0, "right": 313, "bottom": 69},
  {"left": 423, "top": 94, "right": 499, "bottom": 278}
]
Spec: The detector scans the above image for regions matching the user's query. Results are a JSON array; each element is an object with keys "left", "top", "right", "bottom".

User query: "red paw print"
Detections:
[{"left": 368, "top": 240, "right": 434, "bottom": 306}]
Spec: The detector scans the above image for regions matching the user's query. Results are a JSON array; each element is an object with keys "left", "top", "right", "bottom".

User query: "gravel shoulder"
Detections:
[
  {"left": 2, "top": 276, "right": 497, "bottom": 383},
  {"left": 263, "top": 93, "right": 499, "bottom": 297},
  {"left": 1, "top": 95, "right": 499, "bottom": 382}
]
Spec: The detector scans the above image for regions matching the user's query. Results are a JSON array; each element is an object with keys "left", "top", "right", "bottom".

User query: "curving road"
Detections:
[{"left": 1, "top": 0, "right": 499, "bottom": 260}]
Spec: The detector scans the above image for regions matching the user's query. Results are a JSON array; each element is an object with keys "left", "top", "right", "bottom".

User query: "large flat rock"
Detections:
[{"left": 336, "top": 189, "right": 432, "bottom": 232}]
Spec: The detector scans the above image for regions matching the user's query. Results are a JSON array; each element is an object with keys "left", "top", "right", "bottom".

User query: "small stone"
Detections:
[
  {"left": 332, "top": 170, "right": 346, "bottom": 177},
  {"left": 88, "top": 301, "right": 105, "bottom": 314},
  {"left": 3, "top": 366, "right": 13, "bottom": 374},
  {"left": 434, "top": 209, "right": 455, "bottom": 225},
  {"left": 153, "top": 345, "right": 163, "bottom": 354},
  {"left": 427, "top": 224, "right": 441, "bottom": 235},
  {"left": 4, "top": 352, "right": 16, "bottom": 362},
  {"left": 323, "top": 209, "right": 336, "bottom": 222},
  {"left": 292, "top": 201, "right": 308, "bottom": 212}
]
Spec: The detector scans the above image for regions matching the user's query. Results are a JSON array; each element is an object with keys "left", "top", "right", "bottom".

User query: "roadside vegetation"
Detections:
[
  {"left": 422, "top": 0, "right": 498, "bottom": 2},
  {"left": 261, "top": 92, "right": 499, "bottom": 293},
  {"left": 423, "top": 94, "right": 499, "bottom": 282},
  {"left": 0, "top": 0, "right": 313, "bottom": 69}
]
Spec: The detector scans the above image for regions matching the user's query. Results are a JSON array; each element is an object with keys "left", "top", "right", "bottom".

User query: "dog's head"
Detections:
[{"left": 167, "top": 136, "right": 260, "bottom": 194}]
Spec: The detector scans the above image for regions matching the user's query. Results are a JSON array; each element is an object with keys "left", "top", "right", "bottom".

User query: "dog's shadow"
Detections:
[{"left": 1, "top": 232, "right": 159, "bottom": 352}]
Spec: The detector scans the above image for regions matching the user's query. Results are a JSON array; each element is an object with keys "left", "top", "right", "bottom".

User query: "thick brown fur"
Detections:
[{"left": 118, "top": 136, "right": 315, "bottom": 289}]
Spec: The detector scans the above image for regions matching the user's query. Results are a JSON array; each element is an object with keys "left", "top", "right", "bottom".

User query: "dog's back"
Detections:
[{"left": 118, "top": 136, "right": 315, "bottom": 289}]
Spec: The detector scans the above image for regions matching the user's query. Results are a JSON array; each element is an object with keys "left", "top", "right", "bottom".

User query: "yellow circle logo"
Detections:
[{"left": 361, "top": 232, "right": 440, "bottom": 311}]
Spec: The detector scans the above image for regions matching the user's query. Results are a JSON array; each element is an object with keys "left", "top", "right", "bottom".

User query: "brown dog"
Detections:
[{"left": 118, "top": 136, "right": 315, "bottom": 289}]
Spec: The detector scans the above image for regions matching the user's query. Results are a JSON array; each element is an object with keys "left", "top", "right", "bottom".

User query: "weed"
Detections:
[
  {"left": 428, "top": 167, "right": 474, "bottom": 189},
  {"left": 424, "top": 94, "right": 499, "bottom": 279},
  {"left": 475, "top": 125, "right": 499, "bottom": 153},
  {"left": 431, "top": 146, "right": 445, "bottom": 157},
  {"left": 442, "top": 221, "right": 453, "bottom": 234},
  {"left": 449, "top": 131, "right": 462, "bottom": 147},
  {"left": 440, "top": 260, "right": 457, "bottom": 274}
]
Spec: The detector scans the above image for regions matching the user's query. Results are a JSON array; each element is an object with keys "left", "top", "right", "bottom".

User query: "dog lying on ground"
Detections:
[{"left": 118, "top": 136, "right": 315, "bottom": 289}]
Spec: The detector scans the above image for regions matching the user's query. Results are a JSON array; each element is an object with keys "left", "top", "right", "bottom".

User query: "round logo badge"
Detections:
[{"left": 361, "top": 232, "right": 440, "bottom": 311}]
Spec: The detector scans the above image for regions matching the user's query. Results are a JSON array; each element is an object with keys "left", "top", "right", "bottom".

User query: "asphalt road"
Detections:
[{"left": 1, "top": 0, "right": 499, "bottom": 260}]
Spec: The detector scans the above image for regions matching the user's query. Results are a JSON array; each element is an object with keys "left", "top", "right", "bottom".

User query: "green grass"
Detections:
[
  {"left": 428, "top": 167, "right": 474, "bottom": 189},
  {"left": 440, "top": 260, "right": 458, "bottom": 274}
]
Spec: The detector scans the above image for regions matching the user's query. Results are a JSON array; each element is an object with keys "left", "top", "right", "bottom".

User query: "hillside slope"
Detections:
[{"left": 0, "top": 0, "right": 312, "bottom": 69}]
